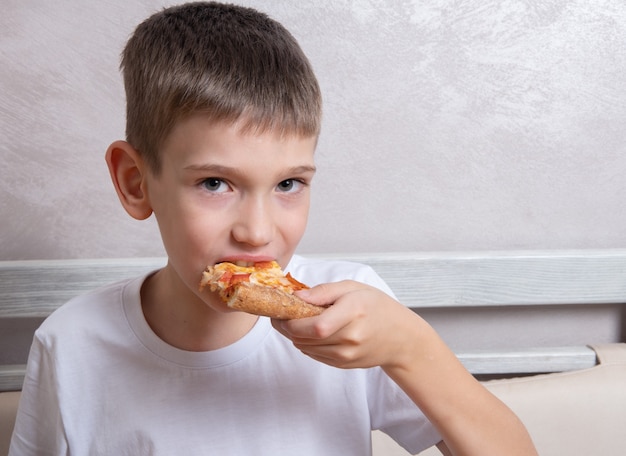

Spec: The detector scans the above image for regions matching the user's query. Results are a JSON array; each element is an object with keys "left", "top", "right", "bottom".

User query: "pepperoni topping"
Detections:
[
  {"left": 230, "top": 273, "right": 251, "bottom": 285},
  {"left": 285, "top": 273, "right": 309, "bottom": 291}
]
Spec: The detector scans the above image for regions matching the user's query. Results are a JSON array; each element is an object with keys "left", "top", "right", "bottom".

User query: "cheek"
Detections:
[
  {"left": 280, "top": 202, "right": 310, "bottom": 243},
  {"left": 153, "top": 202, "right": 214, "bottom": 267}
]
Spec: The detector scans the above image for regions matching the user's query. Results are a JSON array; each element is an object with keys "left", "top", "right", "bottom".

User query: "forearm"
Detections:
[
  {"left": 279, "top": 281, "right": 537, "bottom": 454},
  {"left": 383, "top": 312, "right": 538, "bottom": 456}
]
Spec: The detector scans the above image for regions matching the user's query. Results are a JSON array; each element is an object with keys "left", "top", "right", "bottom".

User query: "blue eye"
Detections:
[{"left": 201, "top": 178, "right": 229, "bottom": 193}]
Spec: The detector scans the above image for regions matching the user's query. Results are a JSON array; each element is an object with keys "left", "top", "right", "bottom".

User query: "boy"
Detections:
[{"left": 10, "top": 2, "right": 537, "bottom": 455}]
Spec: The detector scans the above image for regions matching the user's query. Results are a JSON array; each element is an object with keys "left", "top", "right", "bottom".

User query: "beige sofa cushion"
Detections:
[
  {"left": 0, "top": 391, "right": 19, "bottom": 456},
  {"left": 374, "top": 344, "right": 626, "bottom": 456},
  {"left": 483, "top": 344, "right": 626, "bottom": 456}
]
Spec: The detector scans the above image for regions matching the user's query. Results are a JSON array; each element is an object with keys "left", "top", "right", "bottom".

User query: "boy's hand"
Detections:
[{"left": 271, "top": 280, "right": 424, "bottom": 370}]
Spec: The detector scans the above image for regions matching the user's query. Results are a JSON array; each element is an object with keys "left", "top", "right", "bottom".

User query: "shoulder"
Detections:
[
  {"left": 286, "top": 254, "right": 395, "bottom": 297},
  {"left": 35, "top": 275, "right": 144, "bottom": 342}
]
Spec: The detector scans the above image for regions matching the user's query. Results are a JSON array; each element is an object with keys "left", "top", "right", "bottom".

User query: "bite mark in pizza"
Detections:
[{"left": 200, "top": 261, "right": 327, "bottom": 319}]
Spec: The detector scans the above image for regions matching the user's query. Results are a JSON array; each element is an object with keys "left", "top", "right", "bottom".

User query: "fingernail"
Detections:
[{"left": 296, "top": 288, "right": 311, "bottom": 298}]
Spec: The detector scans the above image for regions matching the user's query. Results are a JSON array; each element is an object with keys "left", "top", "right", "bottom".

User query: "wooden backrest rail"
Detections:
[{"left": 2, "top": 249, "right": 626, "bottom": 391}]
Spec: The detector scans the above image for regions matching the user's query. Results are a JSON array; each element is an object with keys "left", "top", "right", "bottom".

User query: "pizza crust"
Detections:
[{"left": 226, "top": 282, "right": 325, "bottom": 319}]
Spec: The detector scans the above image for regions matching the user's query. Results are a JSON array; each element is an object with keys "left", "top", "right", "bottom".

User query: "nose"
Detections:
[{"left": 231, "top": 195, "right": 275, "bottom": 247}]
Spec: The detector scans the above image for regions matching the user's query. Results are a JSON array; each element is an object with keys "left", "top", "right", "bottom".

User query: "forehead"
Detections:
[{"left": 160, "top": 115, "right": 317, "bottom": 168}]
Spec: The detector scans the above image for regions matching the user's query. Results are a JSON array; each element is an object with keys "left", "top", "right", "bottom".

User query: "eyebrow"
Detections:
[{"left": 184, "top": 163, "right": 317, "bottom": 175}]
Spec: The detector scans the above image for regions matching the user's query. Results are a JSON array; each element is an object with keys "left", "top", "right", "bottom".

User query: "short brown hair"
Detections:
[{"left": 121, "top": 2, "right": 322, "bottom": 173}]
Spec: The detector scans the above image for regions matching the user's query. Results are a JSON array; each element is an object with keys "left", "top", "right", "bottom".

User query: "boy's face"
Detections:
[{"left": 144, "top": 115, "right": 317, "bottom": 311}]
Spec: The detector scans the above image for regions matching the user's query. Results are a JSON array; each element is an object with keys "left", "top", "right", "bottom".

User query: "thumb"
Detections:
[{"left": 295, "top": 280, "right": 361, "bottom": 306}]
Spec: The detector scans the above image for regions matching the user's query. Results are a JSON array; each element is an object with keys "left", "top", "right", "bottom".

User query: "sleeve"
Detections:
[
  {"left": 9, "top": 333, "right": 69, "bottom": 456},
  {"left": 367, "top": 367, "right": 442, "bottom": 454},
  {"left": 287, "top": 256, "right": 398, "bottom": 298},
  {"left": 344, "top": 263, "right": 397, "bottom": 298}
]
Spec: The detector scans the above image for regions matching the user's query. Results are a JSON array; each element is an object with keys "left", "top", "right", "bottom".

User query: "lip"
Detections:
[{"left": 216, "top": 254, "right": 276, "bottom": 265}]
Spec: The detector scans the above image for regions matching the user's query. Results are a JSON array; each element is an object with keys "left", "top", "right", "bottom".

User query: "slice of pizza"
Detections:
[{"left": 200, "top": 260, "right": 326, "bottom": 319}]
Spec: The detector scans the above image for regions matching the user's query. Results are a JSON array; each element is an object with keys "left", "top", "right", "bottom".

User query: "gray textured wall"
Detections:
[{"left": 2, "top": 1, "right": 626, "bottom": 260}]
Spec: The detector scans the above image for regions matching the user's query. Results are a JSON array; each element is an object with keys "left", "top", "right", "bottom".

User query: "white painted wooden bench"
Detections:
[
  {"left": 2, "top": 249, "right": 626, "bottom": 390},
  {"left": 2, "top": 250, "right": 626, "bottom": 455}
]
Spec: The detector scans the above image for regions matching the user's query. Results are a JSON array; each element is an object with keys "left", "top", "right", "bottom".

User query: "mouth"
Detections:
[
  {"left": 231, "top": 260, "right": 255, "bottom": 267},
  {"left": 215, "top": 256, "right": 277, "bottom": 268}
]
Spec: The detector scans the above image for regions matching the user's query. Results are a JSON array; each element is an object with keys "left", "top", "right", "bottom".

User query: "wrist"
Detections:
[{"left": 381, "top": 309, "right": 445, "bottom": 376}]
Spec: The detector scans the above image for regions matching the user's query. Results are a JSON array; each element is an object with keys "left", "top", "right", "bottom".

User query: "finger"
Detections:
[
  {"left": 295, "top": 280, "right": 363, "bottom": 306},
  {"left": 272, "top": 314, "right": 337, "bottom": 341},
  {"left": 270, "top": 314, "right": 336, "bottom": 341},
  {"left": 274, "top": 300, "right": 354, "bottom": 341},
  {"left": 292, "top": 338, "right": 375, "bottom": 369}
]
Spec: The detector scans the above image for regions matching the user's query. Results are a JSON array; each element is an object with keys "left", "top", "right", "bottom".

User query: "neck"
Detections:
[{"left": 140, "top": 266, "right": 258, "bottom": 351}]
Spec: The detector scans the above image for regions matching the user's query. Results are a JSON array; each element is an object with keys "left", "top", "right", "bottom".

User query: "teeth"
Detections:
[{"left": 234, "top": 261, "right": 254, "bottom": 267}]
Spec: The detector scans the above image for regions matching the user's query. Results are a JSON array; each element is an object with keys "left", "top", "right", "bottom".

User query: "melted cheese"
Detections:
[{"left": 210, "top": 261, "right": 308, "bottom": 294}]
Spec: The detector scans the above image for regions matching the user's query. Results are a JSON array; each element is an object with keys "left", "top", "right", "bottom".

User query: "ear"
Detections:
[{"left": 105, "top": 140, "right": 153, "bottom": 220}]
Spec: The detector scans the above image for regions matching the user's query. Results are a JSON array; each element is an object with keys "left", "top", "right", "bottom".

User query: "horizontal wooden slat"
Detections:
[
  {"left": 0, "top": 365, "right": 25, "bottom": 392},
  {"left": 0, "top": 258, "right": 166, "bottom": 318},
  {"left": 457, "top": 346, "right": 597, "bottom": 375},
  {"left": 319, "top": 250, "right": 626, "bottom": 308},
  {"left": 3, "top": 250, "right": 626, "bottom": 318},
  {"left": 0, "top": 346, "right": 599, "bottom": 391}
]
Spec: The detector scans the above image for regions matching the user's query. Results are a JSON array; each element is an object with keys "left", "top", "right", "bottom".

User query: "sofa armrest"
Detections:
[
  {"left": 482, "top": 343, "right": 626, "bottom": 455},
  {"left": 373, "top": 344, "right": 626, "bottom": 456}
]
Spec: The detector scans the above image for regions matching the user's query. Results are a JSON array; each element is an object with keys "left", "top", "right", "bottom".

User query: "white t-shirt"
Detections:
[{"left": 10, "top": 255, "right": 441, "bottom": 455}]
